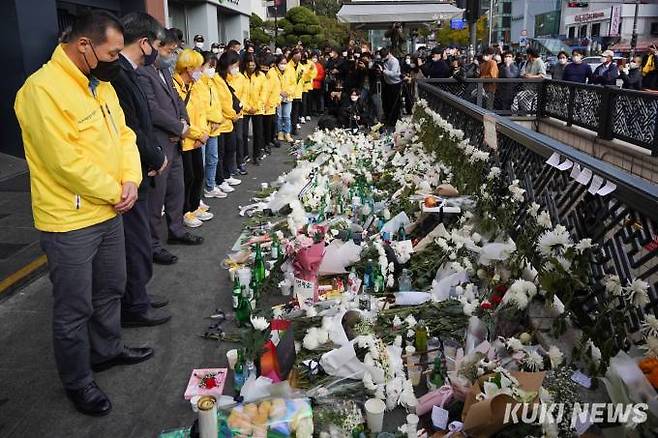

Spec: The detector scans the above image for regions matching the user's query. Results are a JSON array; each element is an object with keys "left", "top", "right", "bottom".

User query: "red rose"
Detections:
[
  {"left": 480, "top": 299, "right": 493, "bottom": 310},
  {"left": 494, "top": 284, "right": 507, "bottom": 294},
  {"left": 491, "top": 294, "right": 502, "bottom": 305},
  {"left": 203, "top": 376, "right": 217, "bottom": 389}
]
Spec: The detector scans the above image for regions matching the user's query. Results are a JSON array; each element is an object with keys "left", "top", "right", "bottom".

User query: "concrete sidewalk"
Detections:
[{"left": 0, "top": 121, "right": 314, "bottom": 438}]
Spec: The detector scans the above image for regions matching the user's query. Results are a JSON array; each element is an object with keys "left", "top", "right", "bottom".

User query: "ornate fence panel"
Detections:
[{"left": 418, "top": 81, "right": 658, "bottom": 346}]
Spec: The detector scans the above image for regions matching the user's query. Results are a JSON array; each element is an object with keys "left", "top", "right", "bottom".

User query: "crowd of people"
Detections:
[{"left": 12, "top": 6, "right": 658, "bottom": 418}]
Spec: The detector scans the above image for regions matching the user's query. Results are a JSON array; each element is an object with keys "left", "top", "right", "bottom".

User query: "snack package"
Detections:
[{"left": 219, "top": 397, "right": 313, "bottom": 438}]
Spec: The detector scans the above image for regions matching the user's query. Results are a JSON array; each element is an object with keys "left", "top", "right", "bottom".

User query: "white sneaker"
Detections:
[
  {"left": 204, "top": 187, "right": 227, "bottom": 198},
  {"left": 300, "top": 118, "right": 306, "bottom": 124},
  {"left": 296, "top": 123, "right": 302, "bottom": 130},
  {"left": 306, "top": 116, "right": 312, "bottom": 122},
  {"left": 184, "top": 212, "right": 203, "bottom": 228},
  {"left": 194, "top": 208, "right": 214, "bottom": 221},
  {"left": 226, "top": 176, "right": 242, "bottom": 186},
  {"left": 219, "top": 182, "right": 235, "bottom": 193},
  {"left": 199, "top": 199, "right": 210, "bottom": 211}
]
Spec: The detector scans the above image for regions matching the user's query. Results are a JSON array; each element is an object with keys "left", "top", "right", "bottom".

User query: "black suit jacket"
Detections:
[
  {"left": 111, "top": 55, "right": 165, "bottom": 192},
  {"left": 135, "top": 63, "right": 189, "bottom": 153}
]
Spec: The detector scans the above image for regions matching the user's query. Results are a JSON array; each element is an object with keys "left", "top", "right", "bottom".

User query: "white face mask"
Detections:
[
  {"left": 230, "top": 66, "right": 240, "bottom": 76},
  {"left": 573, "top": 55, "right": 582, "bottom": 64},
  {"left": 559, "top": 58, "right": 567, "bottom": 65},
  {"left": 630, "top": 62, "right": 638, "bottom": 69},
  {"left": 405, "top": 58, "right": 411, "bottom": 65},
  {"left": 278, "top": 64, "right": 287, "bottom": 71},
  {"left": 601, "top": 57, "right": 609, "bottom": 64},
  {"left": 204, "top": 67, "right": 215, "bottom": 77},
  {"left": 350, "top": 95, "right": 358, "bottom": 102},
  {"left": 195, "top": 42, "right": 204, "bottom": 49},
  {"left": 211, "top": 48, "right": 219, "bottom": 54},
  {"left": 504, "top": 57, "right": 513, "bottom": 65},
  {"left": 191, "top": 70, "right": 202, "bottom": 82},
  {"left": 482, "top": 55, "right": 491, "bottom": 62},
  {"left": 342, "top": 52, "right": 347, "bottom": 57}
]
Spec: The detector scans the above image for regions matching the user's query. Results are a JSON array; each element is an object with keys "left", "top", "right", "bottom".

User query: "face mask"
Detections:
[
  {"left": 405, "top": 58, "right": 411, "bottom": 65},
  {"left": 482, "top": 55, "right": 491, "bottom": 62},
  {"left": 204, "top": 67, "right": 215, "bottom": 77},
  {"left": 230, "top": 66, "right": 240, "bottom": 76},
  {"left": 350, "top": 95, "right": 358, "bottom": 102},
  {"left": 342, "top": 52, "right": 347, "bottom": 57},
  {"left": 278, "top": 64, "right": 286, "bottom": 71},
  {"left": 312, "top": 58, "right": 318, "bottom": 63},
  {"left": 410, "top": 63, "right": 416, "bottom": 68},
  {"left": 368, "top": 61, "right": 374, "bottom": 68},
  {"left": 559, "top": 58, "right": 567, "bottom": 65},
  {"left": 573, "top": 55, "right": 582, "bottom": 63},
  {"left": 195, "top": 42, "right": 204, "bottom": 49},
  {"left": 141, "top": 40, "right": 158, "bottom": 66},
  {"left": 630, "top": 62, "right": 638, "bottom": 69},
  {"left": 211, "top": 48, "right": 219, "bottom": 54},
  {"left": 191, "top": 70, "right": 202, "bottom": 82},
  {"left": 83, "top": 42, "right": 121, "bottom": 82},
  {"left": 432, "top": 55, "right": 440, "bottom": 62},
  {"left": 601, "top": 57, "right": 608, "bottom": 64},
  {"left": 158, "top": 54, "right": 176, "bottom": 70}
]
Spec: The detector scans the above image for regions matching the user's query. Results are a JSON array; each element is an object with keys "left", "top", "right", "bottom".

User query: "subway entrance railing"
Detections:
[
  {"left": 417, "top": 80, "right": 658, "bottom": 350},
  {"left": 423, "top": 78, "right": 658, "bottom": 156}
]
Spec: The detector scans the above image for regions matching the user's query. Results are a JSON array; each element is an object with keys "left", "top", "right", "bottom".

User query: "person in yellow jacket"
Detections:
[
  {"left": 261, "top": 54, "right": 281, "bottom": 150},
  {"left": 286, "top": 48, "right": 305, "bottom": 135},
  {"left": 300, "top": 51, "right": 317, "bottom": 124},
  {"left": 13, "top": 10, "right": 146, "bottom": 416},
  {"left": 240, "top": 53, "right": 266, "bottom": 164},
  {"left": 227, "top": 59, "right": 249, "bottom": 174},
  {"left": 213, "top": 50, "right": 244, "bottom": 191},
  {"left": 199, "top": 51, "right": 228, "bottom": 199},
  {"left": 172, "top": 49, "right": 214, "bottom": 227},
  {"left": 275, "top": 54, "right": 296, "bottom": 143}
]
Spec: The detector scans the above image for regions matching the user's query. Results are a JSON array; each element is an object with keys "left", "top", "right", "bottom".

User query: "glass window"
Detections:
[
  {"left": 591, "top": 22, "right": 601, "bottom": 37},
  {"left": 503, "top": 16, "right": 511, "bottom": 28},
  {"left": 579, "top": 25, "right": 587, "bottom": 38},
  {"left": 568, "top": 27, "right": 575, "bottom": 39},
  {"left": 503, "top": 1, "right": 512, "bottom": 14}
]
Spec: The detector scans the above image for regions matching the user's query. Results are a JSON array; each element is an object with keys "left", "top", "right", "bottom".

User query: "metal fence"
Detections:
[
  {"left": 418, "top": 80, "right": 658, "bottom": 348},
  {"left": 424, "top": 78, "right": 658, "bottom": 156}
]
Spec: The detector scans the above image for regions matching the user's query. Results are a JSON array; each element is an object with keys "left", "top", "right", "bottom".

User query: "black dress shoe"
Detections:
[
  {"left": 167, "top": 232, "right": 204, "bottom": 245},
  {"left": 121, "top": 308, "right": 172, "bottom": 328},
  {"left": 91, "top": 346, "right": 154, "bottom": 372},
  {"left": 153, "top": 248, "right": 178, "bottom": 265},
  {"left": 66, "top": 381, "right": 112, "bottom": 416},
  {"left": 149, "top": 293, "right": 169, "bottom": 308}
]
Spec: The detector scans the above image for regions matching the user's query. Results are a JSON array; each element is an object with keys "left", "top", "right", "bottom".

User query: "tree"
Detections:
[
  {"left": 317, "top": 15, "right": 350, "bottom": 48},
  {"left": 434, "top": 15, "right": 488, "bottom": 48},
  {"left": 275, "top": 6, "right": 324, "bottom": 48},
  {"left": 300, "top": 0, "right": 340, "bottom": 18},
  {"left": 250, "top": 13, "right": 271, "bottom": 45}
]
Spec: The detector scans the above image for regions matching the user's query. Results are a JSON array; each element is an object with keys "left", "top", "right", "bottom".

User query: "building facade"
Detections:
[{"left": 509, "top": 0, "right": 561, "bottom": 45}]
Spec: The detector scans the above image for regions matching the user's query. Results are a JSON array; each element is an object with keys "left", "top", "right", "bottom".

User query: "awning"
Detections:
[
  {"left": 337, "top": 1, "right": 464, "bottom": 27},
  {"left": 610, "top": 38, "right": 658, "bottom": 52}
]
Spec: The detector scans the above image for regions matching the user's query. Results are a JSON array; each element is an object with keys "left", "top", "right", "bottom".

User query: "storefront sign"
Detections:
[
  {"left": 574, "top": 11, "right": 605, "bottom": 22},
  {"left": 609, "top": 5, "right": 621, "bottom": 37}
]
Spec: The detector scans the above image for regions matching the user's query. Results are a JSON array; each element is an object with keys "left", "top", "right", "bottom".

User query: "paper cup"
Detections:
[
  {"left": 226, "top": 349, "right": 238, "bottom": 370},
  {"left": 364, "top": 398, "right": 386, "bottom": 433},
  {"left": 409, "top": 366, "right": 422, "bottom": 386},
  {"left": 406, "top": 414, "right": 419, "bottom": 438}
]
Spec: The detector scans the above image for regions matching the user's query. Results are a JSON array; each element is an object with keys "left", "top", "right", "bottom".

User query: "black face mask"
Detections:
[
  {"left": 141, "top": 40, "right": 158, "bottom": 66},
  {"left": 84, "top": 42, "right": 120, "bottom": 82}
]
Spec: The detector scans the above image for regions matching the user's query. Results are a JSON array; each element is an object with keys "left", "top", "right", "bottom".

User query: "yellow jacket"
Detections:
[
  {"left": 173, "top": 74, "right": 209, "bottom": 151},
  {"left": 14, "top": 45, "right": 141, "bottom": 233},
  {"left": 264, "top": 68, "right": 281, "bottom": 115},
  {"left": 212, "top": 75, "right": 239, "bottom": 133},
  {"left": 201, "top": 74, "right": 224, "bottom": 137},
  {"left": 277, "top": 65, "right": 296, "bottom": 102},
  {"left": 227, "top": 72, "right": 248, "bottom": 118},
  {"left": 286, "top": 61, "right": 305, "bottom": 100},
  {"left": 302, "top": 61, "right": 316, "bottom": 92},
  {"left": 243, "top": 72, "right": 266, "bottom": 115}
]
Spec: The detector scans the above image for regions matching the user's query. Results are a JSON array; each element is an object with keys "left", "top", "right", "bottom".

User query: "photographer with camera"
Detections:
[{"left": 377, "top": 47, "right": 402, "bottom": 128}]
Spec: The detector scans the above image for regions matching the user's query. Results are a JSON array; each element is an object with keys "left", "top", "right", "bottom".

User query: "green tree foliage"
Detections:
[
  {"left": 250, "top": 13, "right": 271, "bottom": 45},
  {"left": 300, "top": 0, "right": 341, "bottom": 17},
  {"left": 276, "top": 6, "right": 324, "bottom": 48},
  {"left": 434, "top": 15, "right": 488, "bottom": 47}
]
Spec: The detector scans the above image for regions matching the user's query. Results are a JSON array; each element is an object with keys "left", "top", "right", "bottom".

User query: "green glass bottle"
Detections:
[
  {"left": 254, "top": 244, "right": 266, "bottom": 283},
  {"left": 429, "top": 354, "right": 445, "bottom": 388},
  {"left": 232, "top": 276, "right": 241, "bottom": 310},
  {"left": 235, "top": 293, "right": 251, "bottom": 328},
  {"left": 250, "top": 272, "right": 259, "bottom": 308},
  {"left": 398, "top": 223, "right": 407, "bottom": 241},
  {"left": 414, "top": 320, "right": 428, "bottom": 352}
]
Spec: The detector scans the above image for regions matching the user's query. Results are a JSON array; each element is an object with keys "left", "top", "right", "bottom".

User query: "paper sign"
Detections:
[
  {"left": 597, "top": 181, "right": 617, "bottom": 196},
  {"left": 570, "top": 163, "right": 582, "bottom": 179},
  {"left": 571, "top": 370, "right": 592, "bottom": 388},
  {"left": 483, "top": 114, "right": 498, "bottom": 150},
  {"left": 432, "top": 405, "right": 450, "bottom": 430},
  {"left": 588, "top": 174, "right": 604, "bottom": 195},
  {"left": 294, "top": 277, "right": 315, "bottom": 308},
  {"left": 557, "top": 159, "right": 573, "bottom": 171},
  {"left": 575, "top": 167, "right": 593, "bottom": 185},
  {"left": 546, "top": 152, "right": 560, "bottom": 168}
]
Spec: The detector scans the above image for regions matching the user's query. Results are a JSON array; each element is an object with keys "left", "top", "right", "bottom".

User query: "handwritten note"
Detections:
[{"left": 432, "top": 405, "right": 449, "bottom": 430}]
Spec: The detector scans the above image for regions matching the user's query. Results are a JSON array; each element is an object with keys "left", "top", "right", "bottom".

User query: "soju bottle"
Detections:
[
  {"left": 254, "top": 244, "right": 266, "bottom": 283},
  {"left": 250, "top": 272, "right": 259, "bottom": 309},
  {"left": 270, "top": 238, "right": 280, "bottom": 261},
  {"left": 398, "top": 224, "right": 407, "bottom": 241},
  {"left": 234, "top": 350, "right": 245, "bottom": 392},
  {"left": 363, "top": 259, "right": 374, "bottom": 291},
  {"left": 429, "top": 355, "right": 445, "bottom": 388},
  {"left": 373, "top": 265, "right": 384, "bottom": 293},
  {"left": 232, "top": 276, "right": 241, "bottom": 310},
  {"left": 235, "top": 293, "right": 251, "bottom": 327},
  {"left": 414, "top": 320, "right": 428, "bottom": 352}
]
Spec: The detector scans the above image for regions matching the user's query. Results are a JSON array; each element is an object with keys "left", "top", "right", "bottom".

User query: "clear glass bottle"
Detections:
[{"left": 398, "top": 269, "right": 412, "bottom": 292}]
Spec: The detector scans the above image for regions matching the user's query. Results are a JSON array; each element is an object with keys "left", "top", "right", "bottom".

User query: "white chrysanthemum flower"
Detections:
[
  {"left": 605, "top": 274, "right": 623, "bottom": 296},
  {"left": 363, "top": 372, "right": 377, "bottom": 391},
  {"left": 250, "top": 316, "right": 269, "bottom": 331},
  {"left": 575, "top": 238, "right": 594, "bottom": 253},
  {"left": 405, "top": 314, "right": 417, "bottom": 328},
  {"left": 536, "top": 211, "right": 552, "bottom": 229},
  {"left": 549, "top": 295, "right": 565, "bottom": 315},
  {"left": 527, "top": 203, "right": 540, "bottom": 218},
  {"left": 394, "top": 335, "right": 403, "bottom": 347},
  {"left": 641, "top": 315, "right": 658, "bottom": 339},
  {"left": 305, "top": 306, "right": 318, "bottom": 317},
  {"left": 487, "top": 167, "right": 501, "bottom": 180},
  {"left": 303, "top": 330, "right": 320, "bottom": 351},
  {"left": 523, "top": 351, "right": 544, "bottom": 371},
  {"left": 508, "top": 180, "right": 526, "bottom": 202},
  {"left": 392, "top": 315, "right": 403, "bottom": 328},
  {"left": 505, "top": 337, "right": 524, "bottom": 352},
  {"left": 630, "top": 283, "right": 651, "bottom": 308},
  {"left": 641, "top": 336, "right": 658, "bottom": 358},
  {"left": 548, "top": 345, "right": 564, "bottom": 369},
  {"left": 538, "top": 224, "right": 572, "bottom": 256},
  {"left": 587, "top": 340, "right": 602, "bottom": 365}
]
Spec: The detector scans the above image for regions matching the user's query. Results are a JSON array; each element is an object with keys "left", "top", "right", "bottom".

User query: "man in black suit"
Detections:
[
  {"left": 111, "top": 12, "right": 171, "bottom": 327},
  {"left": 136, "top": 28, "right": 203, "bottom": 265}
]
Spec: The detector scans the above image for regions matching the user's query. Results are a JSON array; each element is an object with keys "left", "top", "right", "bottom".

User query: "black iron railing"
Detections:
[
  {"left": 418, "top": 80, "right": 658, "bottom": 346},
  {"left": 424, "top": 78, "right": 658, "bottom": 156}
]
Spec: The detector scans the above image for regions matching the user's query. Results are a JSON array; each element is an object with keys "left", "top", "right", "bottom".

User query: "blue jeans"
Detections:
[
  {"left": 204, "top": 136, "right": 219, "bottom": 191},
  {"left": 276, "top": 101, "right": 292, "bottom": 134}
]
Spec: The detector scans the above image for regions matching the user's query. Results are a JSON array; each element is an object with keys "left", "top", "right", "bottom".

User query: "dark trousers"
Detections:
[
  {"left": 182, "top": 147, "right": 203, "bottom": 214},
  {"left": 291, "top": 99, "right": 302, "bottom": 133},
  {"left": 40, "top": 216, "right": 125, "bottom": 390},
  {"left": 149, "top": 146, "right": 185, "bottom": 252},
  {"left": 310, "top": 89, "right": 323, "bottom": 114},
  {"left": 233, "top": 118, "right": 246, "bottom": 166},
  {"left": 382, "top": 82, "right": 402, "bottom": 126},
  {"left": 243, "top": 114, "right": 264, "bottom": 160},
  {"left": 218, "top": 130, "right": 238, "bottom": 182},
  {"left": 263, "top": 114, "right": 275, "bottom": 145},
  {"left": 301, "top": 93, "right": 309, "bottom": 118},
  {"left": 122, "top": 197, "right": 152, "bottom": 315}
]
